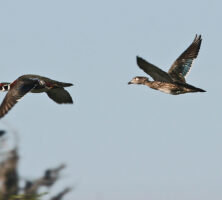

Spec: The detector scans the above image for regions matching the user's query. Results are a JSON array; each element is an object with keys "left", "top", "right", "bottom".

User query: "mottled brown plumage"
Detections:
[
  {"left": 128, "top": 35, "right": 205, "bottom": 95},
  {"left": 168, "top": 34, "right": 202, "bottom": 82}
]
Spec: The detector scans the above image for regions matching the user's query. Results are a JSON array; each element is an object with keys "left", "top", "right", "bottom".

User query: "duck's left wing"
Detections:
[
  {"left": 137, "top": 56, "right": 173, "bottom": 82},
  {"left": 0, "top": 79, "right": 38, "bottom": 118},
  {"left": 168, "top": 35, "right": 202, "bottom": 83}
]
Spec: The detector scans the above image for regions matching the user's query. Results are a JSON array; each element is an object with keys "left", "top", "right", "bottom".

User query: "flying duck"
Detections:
[
  {"left": 128, "top": 35, "right": 206, "bottom": 95},
  {"left": 0, "top": 74, "right": 73, "bottom": 118}
]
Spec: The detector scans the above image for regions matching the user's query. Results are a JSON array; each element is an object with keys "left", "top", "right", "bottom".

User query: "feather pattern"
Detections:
[
  {"left": 0, "top": 78, "right": 39, "bottom": 118},
  {"left": 168, "top": 35, "right": 202, "bottom": 82}
]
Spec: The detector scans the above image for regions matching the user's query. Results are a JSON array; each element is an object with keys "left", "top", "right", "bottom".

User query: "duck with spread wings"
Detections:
[{"left": 128, "top": 35, "right": 206, "bottom": 95}]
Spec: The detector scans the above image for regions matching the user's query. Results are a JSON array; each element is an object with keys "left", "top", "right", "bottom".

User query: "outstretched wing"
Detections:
[
  {"left": 46, "top": 88, "right": 73, "bottom": 104},
  {"left": 136, "top": 56, "right": 173, "bottom": 82},
  {"left": 0, "top": 79, "right": 38, "bottom": 118},
  {"left": 168, "top": 35, "right": 202, "bottom": 82}
]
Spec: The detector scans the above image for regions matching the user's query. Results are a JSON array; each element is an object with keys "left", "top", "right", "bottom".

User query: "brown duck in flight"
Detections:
[
  {"left": 0, "top": 74, "right": 73, "bottom": 118},
  {"left": 128, "top": 35, "right": 206, "bottom": 95}
]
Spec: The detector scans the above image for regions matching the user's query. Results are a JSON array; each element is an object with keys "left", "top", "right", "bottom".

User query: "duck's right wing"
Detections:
[
  {"left": 0, "top": 79, "right": 38, "bottom": 118},
  {"left": 168, "top": 35, "right": 202, "bottom": 83},
  {"left": 136, "top": 56, "right": 173, "bottom": 82}
]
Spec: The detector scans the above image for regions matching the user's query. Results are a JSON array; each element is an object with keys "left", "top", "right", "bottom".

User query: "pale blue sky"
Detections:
[{"left": 0, "top": 0, "right": 221, "bottom": 200}]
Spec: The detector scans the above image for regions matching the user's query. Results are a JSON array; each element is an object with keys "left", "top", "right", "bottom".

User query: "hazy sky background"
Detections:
[{"left": 0, "top": 0, "right": 221, "bottom": 200}]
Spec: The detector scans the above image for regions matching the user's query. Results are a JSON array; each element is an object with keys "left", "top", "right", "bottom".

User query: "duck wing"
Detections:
[
  {"left": 168, "top": 35, "right": 202, "bottom": 83},
  {"left": 136, "top": 56, "right": 173, "bottom": 82},
  {"left": 46, "top": 88, "right": 73, "bottom": 104},
  {"left": 0, "top": 78, "right": 39, "bottom": 118}
]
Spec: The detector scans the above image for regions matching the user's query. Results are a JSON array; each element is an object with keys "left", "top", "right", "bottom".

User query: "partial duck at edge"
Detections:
[{"left": 0, "top": 74, "right": 73, "bottom": 118}]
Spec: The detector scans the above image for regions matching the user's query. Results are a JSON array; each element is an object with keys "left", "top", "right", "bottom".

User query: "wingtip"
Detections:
[
  {"left": 62, "top": 97, "right": 74, "bottom": 104},
  {"left": 67, "top": 96, "right": 74, "bottom": 104},
  {"left": 136, "top": 55, "right": 143, "bottom": 64},
  {"left": 194, "top": 34, "right": 202, "bottom": 42},
  {"left": 58, "top": 100, "right": 74, "bottom": 104}
]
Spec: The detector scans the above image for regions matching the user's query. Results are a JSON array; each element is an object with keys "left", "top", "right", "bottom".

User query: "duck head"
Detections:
[
  {"left": 0, "top": 83, "right": 11, "bottom": 91},
  {"left": 128, "top": 76, "right": 149, "bottom": 85}
]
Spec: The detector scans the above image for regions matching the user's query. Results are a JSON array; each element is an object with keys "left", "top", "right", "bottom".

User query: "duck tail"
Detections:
[
  {"left": 55, "top": 82, "right": 73, "bottom": 87},
  {"left": 186, "top": 84, "right": 206, "bottom": 93},
  {"left": 195, "top": 87, "right": 206, "bottom": 92},
  {"left": 176, "top": 82, "right": 206, "bottom": 93},
  {"left": 60, "top": 82, "right": 73, "bottom": 87}
]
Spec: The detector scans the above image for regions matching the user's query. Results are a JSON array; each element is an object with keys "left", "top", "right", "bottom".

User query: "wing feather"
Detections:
[
  {"left": 168, "top": 35, "right": 202, "bottom": 82},
  {"left": 136, "top": 56, "right": 173, "bottom": 82},
  {"left": 46, "top": 88, "right": 73, "bottom": 104},
  {"left": 0, "top": 79, "right": 38, "bottom": 118}
]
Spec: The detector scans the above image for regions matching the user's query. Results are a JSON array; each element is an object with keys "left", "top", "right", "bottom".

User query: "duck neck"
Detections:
[{"left": 143, "top": 80, "right": 151, "bottom": 86}]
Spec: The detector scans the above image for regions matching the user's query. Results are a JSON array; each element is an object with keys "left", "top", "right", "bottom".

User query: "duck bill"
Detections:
[{"left": 128, "top": 81, "right": 132, "bottom": 85}]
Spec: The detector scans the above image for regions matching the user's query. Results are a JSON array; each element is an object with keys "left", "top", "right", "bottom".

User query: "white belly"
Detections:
[{"left": 158, "top": 87, "right": 172, "bottom": 94}]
